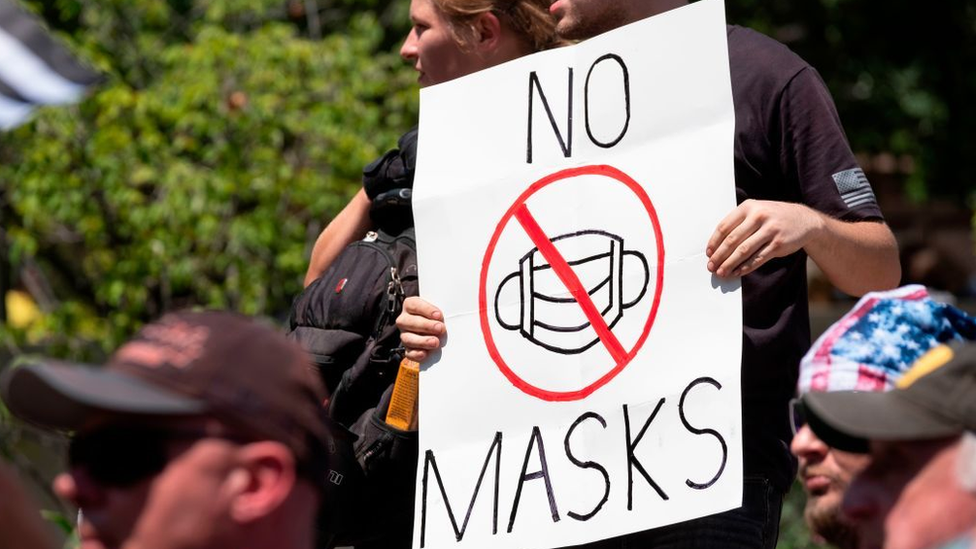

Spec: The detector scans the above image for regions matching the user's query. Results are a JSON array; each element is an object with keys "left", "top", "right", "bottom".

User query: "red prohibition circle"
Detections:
[{"left": 478, "top": 165, "right": 665, "bottom": 401}]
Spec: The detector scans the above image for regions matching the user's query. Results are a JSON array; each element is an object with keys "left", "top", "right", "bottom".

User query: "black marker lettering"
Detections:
[
  {"left": 421, "top": 433, "right": 503, "bottom": 547},
  {"left": 508, "top": 426, "right": 560, "bottom": 533},
  {"left": 584, "top": 53, "right": 631, "bottom": 149},
  {"left": 564, "top": 412, "right": 610, "bottom": 521},
  {"left": 679, "top": 377, "right": 727, "bottom": 490},
  {"left": 526, "top": 69, "right": 574, "bottom": 163},
  {"left": 623, "top": 400, "right": 669, "bottom": 509}
]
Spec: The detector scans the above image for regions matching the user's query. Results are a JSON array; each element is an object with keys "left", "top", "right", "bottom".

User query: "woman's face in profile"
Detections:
[{"left": 400, "top": 0, "right": 484, "bottom": 87}]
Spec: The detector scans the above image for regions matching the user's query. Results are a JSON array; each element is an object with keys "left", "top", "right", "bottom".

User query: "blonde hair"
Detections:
[{"left": 433, "top": 0, "right": 563, "bottom": 53}]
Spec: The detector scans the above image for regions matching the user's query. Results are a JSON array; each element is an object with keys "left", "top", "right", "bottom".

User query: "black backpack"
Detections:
[
  {"left": 288, "top": 128, "right": 420, "bottom": 548},
  {"left": 289, "top": 226, "right": 418, "bottom": 423}
]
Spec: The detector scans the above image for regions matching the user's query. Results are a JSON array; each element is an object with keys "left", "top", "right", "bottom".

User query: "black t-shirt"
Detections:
[{"left": 728, "top": 25, "right": 884, "bottom": 491}]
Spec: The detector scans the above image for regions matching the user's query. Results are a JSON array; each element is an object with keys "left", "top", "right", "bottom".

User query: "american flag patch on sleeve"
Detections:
[{"left": 832, "top": 168, "right": 877, "bottom": 209}]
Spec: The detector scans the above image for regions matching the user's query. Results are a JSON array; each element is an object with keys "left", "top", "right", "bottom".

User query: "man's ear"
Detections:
[
  {"left": 472, "top": 11, "right": 503, "bottom": 53},
  {"left": 226, "top": 442, "right": 298, "bottom": 524}
]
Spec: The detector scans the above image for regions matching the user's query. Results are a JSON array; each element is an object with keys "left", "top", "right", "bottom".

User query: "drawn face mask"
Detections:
[{"left": 493, "top": 230, "right": 649, "bottom": 354}]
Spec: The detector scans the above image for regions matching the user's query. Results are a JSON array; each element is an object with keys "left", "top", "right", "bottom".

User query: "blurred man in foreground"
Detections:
[
  {"left": 790, "top": 285, "right": 976, "bottom": 548},
  {"left": 803, "top": 341, "right": 976, "bottom": 549},
  {"left": 0, "top": 310, "right": 355, "bottom": 549}
]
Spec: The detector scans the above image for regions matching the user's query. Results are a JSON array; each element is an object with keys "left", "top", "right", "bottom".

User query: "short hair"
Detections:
[{"left": 433, "top": 0, "right": 563, "bottom": 52}]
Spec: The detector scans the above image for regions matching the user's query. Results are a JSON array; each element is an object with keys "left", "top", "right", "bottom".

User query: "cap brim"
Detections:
[
  {"left": 1, "top": 361, "right": 206, "bottom": 432},
  {"left": 803, "top": 390, "right": 964, "bottom": 452}
]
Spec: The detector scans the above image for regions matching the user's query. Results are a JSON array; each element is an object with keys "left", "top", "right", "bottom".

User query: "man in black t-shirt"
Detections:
[{"left": 398, "top": 1, "right": 900, "bottom": 547}]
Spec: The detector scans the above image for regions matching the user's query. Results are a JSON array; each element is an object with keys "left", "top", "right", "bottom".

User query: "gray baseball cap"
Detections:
[{"left": 803, "top": 340, "right": 976, "bottom": 452}]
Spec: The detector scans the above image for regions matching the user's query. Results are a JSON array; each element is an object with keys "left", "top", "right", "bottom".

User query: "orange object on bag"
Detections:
[{"left": 385, "top": 358, "right": 420, "bottom": 430}]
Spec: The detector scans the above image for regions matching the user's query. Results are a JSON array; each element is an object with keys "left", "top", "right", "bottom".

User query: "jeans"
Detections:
[{"left": 564, "top": 476, "right": 783, "bottom": 549}]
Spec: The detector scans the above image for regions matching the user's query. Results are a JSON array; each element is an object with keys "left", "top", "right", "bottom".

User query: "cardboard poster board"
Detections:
[{"left": 412, "top": 1, "right": 742, "bottom": 547}]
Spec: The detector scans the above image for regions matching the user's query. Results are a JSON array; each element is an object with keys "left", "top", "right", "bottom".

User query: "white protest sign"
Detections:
[{"left": 412, "top": 1, "right": 741, "bottom": 547}]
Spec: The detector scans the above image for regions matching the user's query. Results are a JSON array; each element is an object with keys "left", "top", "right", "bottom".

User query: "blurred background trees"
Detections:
[
  {"left": 728, "top": 0, "right": 976, "bottom": 203},
  {"left": 2, "top": 0, "right": 974, "bottom": 359},
  {"left": 727, "top": 0, "right": 976, "bottom": 310},
  {"left": 1, "top": 0, "right": 417, "bottom": 359}
]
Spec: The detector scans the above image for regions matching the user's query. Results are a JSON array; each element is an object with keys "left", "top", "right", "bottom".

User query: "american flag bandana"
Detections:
[{"left": 798, "top": 285, "right": 976, "bottom": 395}]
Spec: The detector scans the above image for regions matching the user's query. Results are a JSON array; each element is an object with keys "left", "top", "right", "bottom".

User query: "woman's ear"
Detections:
[{"left": 473, "top": 11, "right": 503, "bottom": 52}]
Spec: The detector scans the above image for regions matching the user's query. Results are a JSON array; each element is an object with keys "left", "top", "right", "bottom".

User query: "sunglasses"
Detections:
[
  {"left": 68, "top": 426, "right": 246, "bottom": 487},
  {"left": 789, "top": 397, "right": 806, "bottom": 436}
]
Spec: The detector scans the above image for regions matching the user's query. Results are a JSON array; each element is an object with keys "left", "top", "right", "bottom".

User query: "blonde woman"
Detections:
[
  {"left": 296, "top": 4, "right": 560, "bottom": 547},
  {"left": 304, "top": 0, "right": 559, "bottom": 285}
]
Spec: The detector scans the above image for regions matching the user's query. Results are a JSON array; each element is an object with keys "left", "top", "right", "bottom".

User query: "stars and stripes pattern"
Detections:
[
  {"left": 832, "top": 167, "right": 877, "bottom": 209},
  {"left": 798, "top": 285, "right": 976, "bottom": 395},
  {"left": 0, "top": 0, "right": 100, "bottom": 130}
]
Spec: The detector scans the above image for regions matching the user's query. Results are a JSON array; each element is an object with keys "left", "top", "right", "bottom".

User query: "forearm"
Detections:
[
  {"left": 304, "top": 188, "right": 373, "bottom": 287},
  {"left": 804, "top": 211, "right": 901, "bottom": 297}
]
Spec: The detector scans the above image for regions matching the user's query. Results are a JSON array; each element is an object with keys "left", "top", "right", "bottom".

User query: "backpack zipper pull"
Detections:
[
  {"left": 387, "top": 267, "right": 404, "bottom": 314},
  {"left": 364, "top": 231, "right": 378, "bottom": 243}
]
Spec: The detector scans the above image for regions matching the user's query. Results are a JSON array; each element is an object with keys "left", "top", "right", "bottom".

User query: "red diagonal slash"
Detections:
[{"left": 514, "top": 204, "right": 628, "bottom": 364}]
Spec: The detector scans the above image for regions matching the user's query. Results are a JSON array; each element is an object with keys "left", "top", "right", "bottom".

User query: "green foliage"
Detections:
[
  {"left": 7, "top": 0, "right": 972, "bottom": 355},
  {"left": 726, "top": 0, "right": 976, "bottom": 203},
  {"left": 778, "top": 484, "right": 824, "bottom": 549},
  {"left": 1, "top": 0, "right": 418, "bottom": 357},
  {"left": 0, "top": 363, "right": 72, "bottom": 532}
]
